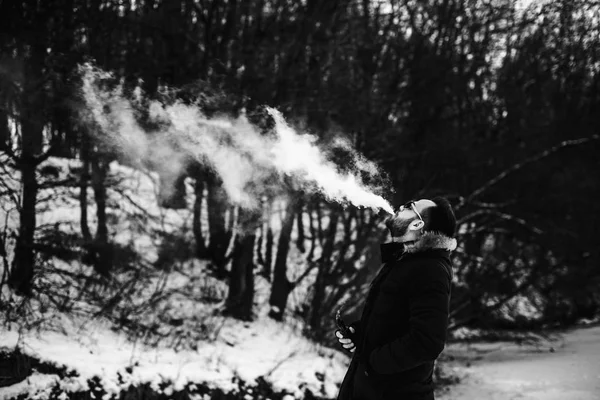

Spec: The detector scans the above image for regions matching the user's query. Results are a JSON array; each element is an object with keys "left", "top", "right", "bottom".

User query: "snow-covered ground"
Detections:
[
  {"left": 0, "top": 314, "right": 349, "bottom": 399},
  {"left": 4, "top": 321, "right": 600, "bottom": 400},
  {"left": 438, "top": 324, "right": 600, "bottom": 400}
]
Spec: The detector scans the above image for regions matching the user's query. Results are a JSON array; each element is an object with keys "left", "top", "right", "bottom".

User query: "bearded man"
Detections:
[{"left": 336, "top": 197, "right": 457, "bottom": 400}]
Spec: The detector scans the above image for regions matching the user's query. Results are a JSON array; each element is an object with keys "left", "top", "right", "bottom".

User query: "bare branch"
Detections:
[
  {"left": 291, "top": 261, "right": 318, "bottom": 288},
  {"left": 459, "top": 135, "right": 600, "bottom": 208},
  {"left": 457, "top": 208, "right": 543, "bottom": 235}
]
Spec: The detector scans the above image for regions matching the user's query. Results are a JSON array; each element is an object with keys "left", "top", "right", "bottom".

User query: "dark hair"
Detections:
[{"left": 422, "top": 197, "right": 457, "bottom": 238}]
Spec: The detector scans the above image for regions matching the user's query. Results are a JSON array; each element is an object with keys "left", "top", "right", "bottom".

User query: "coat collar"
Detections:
[
  {"left": 380, "top": 231, "right": 457, "bottom": 263},
  {"left": 403, "top": 231, "right": 458, "bottom": 254}
]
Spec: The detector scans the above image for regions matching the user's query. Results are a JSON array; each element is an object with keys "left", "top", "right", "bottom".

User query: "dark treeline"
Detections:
[{"left": 1, "top": 0, "right": 599, "bottom": 340}]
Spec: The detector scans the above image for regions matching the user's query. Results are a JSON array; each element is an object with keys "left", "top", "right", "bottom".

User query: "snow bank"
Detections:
[
  {"left": 0, "top": 372, "right": 59, "bottom": 400},
  {"left": 0, "top": 314, "right": 349, "bottom": 399}
]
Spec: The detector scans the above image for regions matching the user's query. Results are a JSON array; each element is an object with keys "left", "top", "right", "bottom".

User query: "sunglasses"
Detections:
[{"left": 397, "top": 201, "right": 423, "bottom": 222}]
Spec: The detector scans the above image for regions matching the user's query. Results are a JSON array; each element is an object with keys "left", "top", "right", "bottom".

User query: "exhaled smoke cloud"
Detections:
[
  {"left": 79, "top": 64, "right": 394, "bottom": 214},
  {"left": 268, "top": 111, "right": 393, "bottom": 212}
]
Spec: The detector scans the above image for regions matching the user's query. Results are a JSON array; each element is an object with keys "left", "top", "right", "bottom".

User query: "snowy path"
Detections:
[{"left": 438, "top": 325, "right": 600, "bottom": 400}]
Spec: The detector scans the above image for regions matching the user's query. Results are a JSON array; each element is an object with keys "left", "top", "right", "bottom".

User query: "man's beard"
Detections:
[{"left": 385, "top": 215, "right": 417, "bottom": 238}]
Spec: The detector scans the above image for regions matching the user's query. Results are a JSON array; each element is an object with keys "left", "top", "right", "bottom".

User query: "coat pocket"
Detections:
[{"left": 353, "top": 362, "right": 386, "bottom": 400}]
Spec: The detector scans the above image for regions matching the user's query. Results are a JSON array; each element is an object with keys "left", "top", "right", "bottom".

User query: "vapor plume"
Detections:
[{"left": 79, "top": 64, "right": 394, "bottom": 214}]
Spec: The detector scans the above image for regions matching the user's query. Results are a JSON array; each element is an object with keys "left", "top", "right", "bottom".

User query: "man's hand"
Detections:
[{"left": 335, "top": 327, "right": 356, "bottom": 352}]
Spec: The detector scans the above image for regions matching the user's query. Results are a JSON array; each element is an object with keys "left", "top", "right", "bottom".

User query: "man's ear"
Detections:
[{"left": 409, "top": 219, "right": 425, "bottom": 231}]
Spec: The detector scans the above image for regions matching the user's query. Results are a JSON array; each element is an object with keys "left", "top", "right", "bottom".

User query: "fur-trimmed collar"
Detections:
[
  {"left": 403, "top": 231, "right": 457, "bottom": 254},
  {"left": 380, "top": 232, "right": 457, "bottom": 263}
]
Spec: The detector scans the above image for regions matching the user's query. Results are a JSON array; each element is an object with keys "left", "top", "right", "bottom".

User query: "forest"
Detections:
[{"left": 1, "top": 0, "right": 600, "bottom": 399}]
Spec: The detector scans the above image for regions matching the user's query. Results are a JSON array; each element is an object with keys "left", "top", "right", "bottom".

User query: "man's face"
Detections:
[{"left": 387, "top": 199, "right": 435, "bottom": 237}]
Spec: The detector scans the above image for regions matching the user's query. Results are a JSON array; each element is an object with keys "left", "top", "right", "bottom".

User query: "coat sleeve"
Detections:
[{"left": 367, "top": 262, "right": 451, "bottom": 374}]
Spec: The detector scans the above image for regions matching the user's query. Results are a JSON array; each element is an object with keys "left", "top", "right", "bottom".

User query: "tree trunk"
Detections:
[
  {"left": 10, "top": 156, "right": 38, "bottom": 295},
  {"left": 264, "top": 226, "right": 274, "bottom": 279},
  {"left": 9, "top": 41, "right": 45, "bottom": 296},
  {"left": 91, "top": 156, "right": 112, "bottom": 275},
  {"left": 193, "top": 178, "right": 207, "bottom": 258},
  {"left": 268, "top": 197, "right": 298, "bottom": 320},
  {"left": 0, "top": 108, "right": 10, "bottom": 151},
  {"left": 206, "top": 179, "right": 230, "bottom": 277},
  {"left": 307, "top": 201, "right": 317, "bottom": 261},
  {"left": 80, "top": 139, "right": 92, "bottom": 244},
  {"left": 295, "top": 198, "right": 306, "bottom": 252},
  {"left": 224, "top": 208, "right": 260, "bottom": 320},
  {"left": 258, "top": 199, "right": 274, "bottom": 280}
]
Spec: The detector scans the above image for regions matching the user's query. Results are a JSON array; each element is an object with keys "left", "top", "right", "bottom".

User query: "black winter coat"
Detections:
[{"left": 337, "top": 232, "right": 456, "bottom": 400}]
